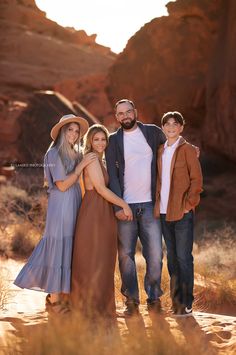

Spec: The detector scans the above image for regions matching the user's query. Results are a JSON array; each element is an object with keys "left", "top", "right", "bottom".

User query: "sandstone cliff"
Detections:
[
  {"left": 1, "top": 91, "right": 99, "bottom": 165},
  {"left": 18, "top": 91, "right": 100, "bottom": 161},
  {"left": 1, "top": 0, "right": 236, "bottom": 166},
  {"left": 0, "top": 0, "right": 115, "bottom": 100},
  {"left": 0, "top": 0, "right": 115, "bottom": 165},
  {"left": 203, "top": 0, "right": 236, "bottom": 162},
  {"left": 107, "top": 0, "right": 236, "bottom": 162},
  {"left": 55, "top": 75, "right": 116, "bottom": 131}
]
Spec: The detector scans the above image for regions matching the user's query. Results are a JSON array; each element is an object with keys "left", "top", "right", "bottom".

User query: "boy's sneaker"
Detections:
[{"left": 174, "top": 306, "right": 193, "bottom": 317}]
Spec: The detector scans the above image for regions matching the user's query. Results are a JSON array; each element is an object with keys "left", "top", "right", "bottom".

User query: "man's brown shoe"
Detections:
[
  {"left": 124, "top": 302, "right": 139, "bottom": 317},
  {"left": 147, "top": 299, "right": 162, "bottom": 313}
]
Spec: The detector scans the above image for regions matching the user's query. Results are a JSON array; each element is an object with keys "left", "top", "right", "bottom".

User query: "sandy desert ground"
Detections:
[{"left": 0, "top": 259, "right": 235, "bottom": 355}]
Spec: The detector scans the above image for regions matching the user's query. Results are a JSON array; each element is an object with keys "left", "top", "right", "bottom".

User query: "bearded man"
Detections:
[{"left": 105, "top": 99, "right": 166, "bottom": 316}]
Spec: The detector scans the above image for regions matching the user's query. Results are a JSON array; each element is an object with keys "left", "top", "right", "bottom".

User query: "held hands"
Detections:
[
  {"left": 123, "top": 204, "right": 133, "bottom": 221},
  {"left": 115, "top": 205, "right": 133, "bottom": 221},
  {"left": 115, "top": 210, "right": 127, "bottom": 221}
]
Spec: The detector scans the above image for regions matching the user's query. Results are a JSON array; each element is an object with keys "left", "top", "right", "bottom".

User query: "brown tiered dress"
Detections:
[{"left": 71, "top": 163, "right": 117, "bottom": 318}]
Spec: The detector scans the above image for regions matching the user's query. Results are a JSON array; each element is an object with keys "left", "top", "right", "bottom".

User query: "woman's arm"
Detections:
[
  {"left": 56, "top": 153, "right": 96, "bottom": 192},
  {"left": 86, "top": 159, "right": 133, "bottom": 220}
]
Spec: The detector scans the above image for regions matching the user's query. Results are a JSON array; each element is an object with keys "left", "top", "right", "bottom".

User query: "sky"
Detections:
[{"left": 35, "top": 0, "right": 173, "bottom": 53}]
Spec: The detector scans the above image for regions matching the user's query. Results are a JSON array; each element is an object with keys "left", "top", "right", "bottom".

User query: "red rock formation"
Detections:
[
  {"left": 55, "top": 75, "right": 118, "bottom": 131},
  {"left": 0, "top": 0, "right": 117, "bottom": 165},
  {"left": 1, "top": 0, "right": 235, "bottom": 165},
  {"left": 0, "top": 0, "right": 115, "bottom": 100},
  {"left": 107, "top": 0, "right": 236, "bottom": 161},
  {"left": 0, "top": 96, "right": 27, "bottom": 163},
  {"left": 203, "top": 0, "right": 236, "bottom": 162},
  {"left": 14, "top": 91, "right": 100, "bottom": 164},
  {"left": 107, "top": 0, "right": 223, "bottom": 133}
]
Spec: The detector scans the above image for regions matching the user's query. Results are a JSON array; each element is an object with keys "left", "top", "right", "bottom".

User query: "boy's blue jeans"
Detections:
[
  {"left": 160, "top": 211, "right": 194, "bottom": 309},
  {"left": 118, "top": 202, "right": 163, "bottom": 304}
]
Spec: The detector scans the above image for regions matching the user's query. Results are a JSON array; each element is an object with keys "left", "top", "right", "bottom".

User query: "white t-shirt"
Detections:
[
  {"left": 160, "top": 137, "right": 180, "bottom": 213},
  {"left": 123, "top": 127, "right": 153, "bottom": 203}
]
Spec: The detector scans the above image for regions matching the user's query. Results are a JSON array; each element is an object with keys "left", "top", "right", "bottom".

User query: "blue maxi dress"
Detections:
[{"left": 14, "top": 147, "right": 82, "bottom": 293}]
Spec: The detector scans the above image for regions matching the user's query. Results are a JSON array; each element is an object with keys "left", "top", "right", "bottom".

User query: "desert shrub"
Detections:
[
  {"left": 11, "top": 223, "right": 40, "bottom": 258},
  {"left": 0, "top": 184, "right": 30, "bottom": 231},
  {"left": 194, "top": 224, "right": 236, "bottom": 313},
  {"left": 195, "top": 224, "right": 236, "bottom": 278},
  {"left": 0, "top": 184, "right": 47, "bottom": 231},
  {"left": 11, "top": 168, "right": 44, "bottom": 195},
  {"left": 0, "top": 183, "right": 47, "bottom": 259}
]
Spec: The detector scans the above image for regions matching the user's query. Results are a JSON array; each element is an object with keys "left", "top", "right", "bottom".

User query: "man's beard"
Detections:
[{"left": 120, "top": 118, "right": 137, "bottom": 130}]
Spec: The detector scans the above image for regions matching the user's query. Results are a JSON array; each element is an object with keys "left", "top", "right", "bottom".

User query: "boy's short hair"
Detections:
[
  {"left": 161, "top": 111, "right": 185, "bottom": 126},
  {"left": 114, "top": 99, "right": 135, "bottom": 111}
]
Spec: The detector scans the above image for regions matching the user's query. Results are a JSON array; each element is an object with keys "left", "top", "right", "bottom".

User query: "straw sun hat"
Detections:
[{"left": 50, "top": 114, "right": 89, "bottom": 141}]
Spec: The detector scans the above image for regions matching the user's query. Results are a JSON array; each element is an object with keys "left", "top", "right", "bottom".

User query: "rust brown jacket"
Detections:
[{"left": 154, "top": 137, "right": 203, "bottom": 221}]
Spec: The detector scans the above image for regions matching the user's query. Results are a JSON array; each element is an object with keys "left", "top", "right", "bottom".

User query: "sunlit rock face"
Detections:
[
  {"left": 0, "top": 0, "right": 115, "bottom": 101},
  {"left": 107, "top": 0, "right": 236, "bottom": 162}
]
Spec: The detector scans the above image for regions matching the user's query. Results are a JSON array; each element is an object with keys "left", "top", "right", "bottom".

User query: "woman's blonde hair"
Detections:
[
  {"left": 50, "top": 122, "right": 82, "bottom": 173},
  {"left": 83, "top": 124, "right": 109, "bottom": 155}
]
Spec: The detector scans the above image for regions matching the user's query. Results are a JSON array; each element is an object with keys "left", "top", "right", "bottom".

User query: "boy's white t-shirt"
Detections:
[
  {"left": 123, "top": 127, "right": 153, "bottom": 203},
  {"left": 160, "top": 137, "right": 181, "bottom": 214}
]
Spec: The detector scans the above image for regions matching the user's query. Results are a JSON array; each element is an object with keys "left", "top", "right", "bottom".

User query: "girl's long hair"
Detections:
[
  {"left": 49, "top": 123, "right": 82, "bottom": 173},
  {"left": 83, "top": 124, "right": 109, "bottom": 155}
]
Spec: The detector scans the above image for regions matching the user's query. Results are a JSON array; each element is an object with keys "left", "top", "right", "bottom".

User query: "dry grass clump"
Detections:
[
  {"left": 0, "top": 232, "right": 11, "bottom": 258},
  {"left": 194, "top": 224, "right": 236, "bottom": 314},
  {"left": 0, "top": 184, "right": 30, "bottom": 232},
  {"left": 0, "top": 183, "right": 47, "bottom": 259},
  {"left": 117, "top": 226, "right": 236, "bottom": 315},
  {"left": 195, "top": 224, "right": 235, "bottom": 277},
  {"left": 0, "top": 267, "right": 12, "bottom": 311},
  {"left": 11, "top": 223, "right": 41, "bottom": 258},
  {"left": 4, "top": 311, "right": 202, "bottom": 355},
  {"left": 0, "top": 184, "right": 47, "bottom": 232}
]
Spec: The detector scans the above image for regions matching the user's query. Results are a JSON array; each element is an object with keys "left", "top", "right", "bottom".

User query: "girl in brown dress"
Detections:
[{"left": 71, "top": 125, "right": 133, "bottom": 318}]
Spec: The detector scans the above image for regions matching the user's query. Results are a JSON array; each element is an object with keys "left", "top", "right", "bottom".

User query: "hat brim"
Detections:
[{"left": 50, "top": 116, "right": 89, "bottom": 141}]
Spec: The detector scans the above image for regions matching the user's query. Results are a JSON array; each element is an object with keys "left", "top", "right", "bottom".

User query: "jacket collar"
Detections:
[
  {"left": 160, "top": 136, "right": 185, "bottom": 151},
  {"left": 177, "top": 136, "right": 186, "bottom": 146}
]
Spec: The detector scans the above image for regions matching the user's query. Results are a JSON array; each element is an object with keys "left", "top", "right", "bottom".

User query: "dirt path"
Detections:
[{"left": 1, "top": 259, "right": 236, "bottom": 354}]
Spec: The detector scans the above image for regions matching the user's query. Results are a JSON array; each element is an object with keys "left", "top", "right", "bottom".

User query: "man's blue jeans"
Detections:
[
  {"left": 118, "top": 202, "right": 163, "bottom": 304},
  {"left": 160, "top": 211, "right": 194, "bottom": 309}
]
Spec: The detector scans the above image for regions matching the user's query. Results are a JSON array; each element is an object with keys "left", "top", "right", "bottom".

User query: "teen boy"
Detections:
[{"left": 154, "top": 111, "right": 203, "bottom": 316}]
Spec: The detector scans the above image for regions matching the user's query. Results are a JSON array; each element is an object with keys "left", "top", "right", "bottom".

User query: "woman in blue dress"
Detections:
[{"left": 14, "top": 114, "right": 96, "bottom": 314}]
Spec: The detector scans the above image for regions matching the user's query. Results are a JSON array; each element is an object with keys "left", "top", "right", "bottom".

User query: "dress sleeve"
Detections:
[{"left": 46, "top": 149, "right": 67, "bottom": 183}]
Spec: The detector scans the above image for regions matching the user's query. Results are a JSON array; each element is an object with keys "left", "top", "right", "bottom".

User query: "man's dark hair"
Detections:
[
  {"left": 114, "top": 99, "right": 136, "bottom": 111},
  {"left": 161, "top": 111, "right": 185, "bottom": 126}
]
